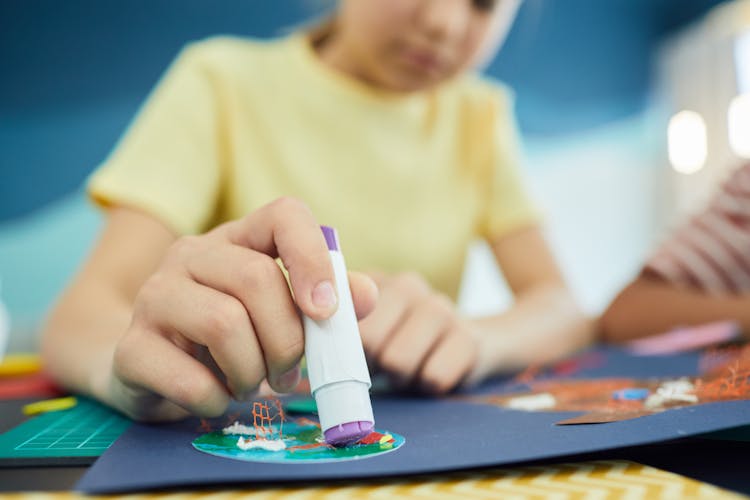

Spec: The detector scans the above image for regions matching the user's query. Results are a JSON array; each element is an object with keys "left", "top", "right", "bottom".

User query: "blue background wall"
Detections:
[{"left": 0, "top": 0, "right": 729, "bottom": 221}]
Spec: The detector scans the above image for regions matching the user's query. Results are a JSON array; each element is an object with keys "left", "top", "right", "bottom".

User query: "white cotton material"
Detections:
[
  {"left": 506, "top": 393, "right": 557, "bottom": 411},
  {"left": 222, "top": 422, "right": 258, "bottom": 436},
  {"left": 645, "top": 378, "right": 698, "bottom": 408},
  {"left": 236, "top": 437, "right": 287, "bottom": 452}
]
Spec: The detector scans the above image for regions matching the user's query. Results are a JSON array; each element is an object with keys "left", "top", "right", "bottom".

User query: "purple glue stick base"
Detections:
[{"left": 323, "top": 421, "right": 374, "bottom": 447}]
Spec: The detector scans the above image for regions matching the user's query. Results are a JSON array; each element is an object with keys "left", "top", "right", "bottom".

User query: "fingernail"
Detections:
[
  {"left": 278, "top": 367, "right": 300, "bottom": 392},
  {"left": 311, "top": 281, "right": 337, "bottom": 311}
]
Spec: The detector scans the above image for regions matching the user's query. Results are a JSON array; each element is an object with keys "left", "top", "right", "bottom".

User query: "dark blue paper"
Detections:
[{"left": 77, "top": 347, "right": 750, "bottom": 494}]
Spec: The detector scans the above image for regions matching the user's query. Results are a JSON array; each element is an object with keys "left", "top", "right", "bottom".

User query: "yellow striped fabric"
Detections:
[{"left": 3, "top": 460, "right": 743, "bottom": 499}]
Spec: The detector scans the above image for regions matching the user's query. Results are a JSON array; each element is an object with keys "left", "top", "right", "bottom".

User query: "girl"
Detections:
[{"left": 42, "top": 0, "right": 592, "bottom": 421}]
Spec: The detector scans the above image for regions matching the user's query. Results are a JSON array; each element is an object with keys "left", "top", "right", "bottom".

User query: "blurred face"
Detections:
[{"left": 320, "top": 0, "right": 521, "bottom": 92}]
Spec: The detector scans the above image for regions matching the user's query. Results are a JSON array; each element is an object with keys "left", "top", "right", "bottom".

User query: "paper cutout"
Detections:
[
  {"left": 468, "top": 344, "right": 750, "bottom": 425},
  {"left": 0, "top": 371, "right": 64, "bottom": 400},
  {"left": 192, "top": 398, "right": 404, "bottom": 464},
  {"left": 193, "top": 420, "right": 404, "bottom": 464},
  {"left": 512, "top": 351, "right": 606, "bottom": 384},
  {"left": 284, "top": 398, "right": 318, "bottom": 414},
  {"left": 626, "top": 321, "right": 741, "bottom": 356}
]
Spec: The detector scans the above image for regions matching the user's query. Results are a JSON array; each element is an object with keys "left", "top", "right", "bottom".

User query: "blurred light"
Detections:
[
  {"left": 736, "top": 30, "right": 750, "bottom": 93},
  {"left": 668, "top": 110, "right": 708, "bottom": 174},
  {"left": 729, "top": 93, "right": 750, "bottom": 158}
]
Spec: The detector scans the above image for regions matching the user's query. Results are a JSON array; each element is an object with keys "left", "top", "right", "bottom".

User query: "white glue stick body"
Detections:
[{"left": 303, "top": 226, "right": 374, "bottom": 446}]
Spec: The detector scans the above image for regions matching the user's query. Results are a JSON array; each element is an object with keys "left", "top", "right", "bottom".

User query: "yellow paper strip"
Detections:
[{"left": 23, "top": 396, "right": 78, "bottom": 416}]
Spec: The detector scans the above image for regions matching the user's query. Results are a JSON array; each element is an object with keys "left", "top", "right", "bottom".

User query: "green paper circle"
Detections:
[
  {"left": 284, "top": 398, "right": 318, "bottom": 414},
  {"left": 192, "top": 421, "right": 405, "bottom": 464}
]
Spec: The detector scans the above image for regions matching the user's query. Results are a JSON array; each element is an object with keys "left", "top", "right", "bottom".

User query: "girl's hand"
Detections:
[
  {"left": 107, "top": 197, "right": 378, "bottom": 421},
  {"left": 359, "top": 272, "right": 478, "bottom": 394}
]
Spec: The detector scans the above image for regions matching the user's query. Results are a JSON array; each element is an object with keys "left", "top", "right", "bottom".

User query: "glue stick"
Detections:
[{"left": 303, "top": 226, "right": 374, "bottom": 446}]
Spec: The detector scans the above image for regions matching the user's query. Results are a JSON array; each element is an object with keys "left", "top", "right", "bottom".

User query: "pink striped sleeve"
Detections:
[{"left": 643, "top": 163, "right": 750, "bottom": 294}]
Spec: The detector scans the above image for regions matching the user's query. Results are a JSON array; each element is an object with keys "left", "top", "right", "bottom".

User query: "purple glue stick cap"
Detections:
[
  {"left": 321, "top": 225, "right": 339, "bottom": 251},
  {"left": 324, "top": 420, "right": 374, "bottom": 447}
]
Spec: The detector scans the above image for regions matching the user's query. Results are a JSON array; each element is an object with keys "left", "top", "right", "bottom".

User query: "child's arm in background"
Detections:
[
  {"left": 469, "top": 226, "right": 593, "bottom": 379},
  {"left": 600, "top": 276, "right": 750, "bottom": 341},
  {"left": 358, "top": 226, "right": 593, "bottom": 393},
  {"left": 600, "top": 163, "right": 750, "bottom": 341},
  {"left": 42, "top": 199, "right": 377, "bottom": 421}
]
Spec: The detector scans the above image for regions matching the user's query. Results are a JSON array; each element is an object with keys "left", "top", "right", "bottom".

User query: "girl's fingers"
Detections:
[
  {"left": 419, "top": 329, "right": 478, "bottom": 394},
  {"left": 109, "top": 377, "right": 192, "bottom": 422},
  {"left": 113, "top": 326, "right": 231, "bottom": 418},
  {"left": 348, "top": 271, "right": 379, "bottom": 320},
  {"left": 358, "top": 283, "right": 411, "bottom": 360},
  {"left": 211, "top": 197, "right": 338, "bottom": 321},
  {"left": 182, "top": 245, "right": 304, "bottom": 393},
  {"left": 377, "top": 296, "right": 452, "bottom": 383},
  {"left": 143, "top": 276, "right": 267, "bottom": 400},
  {"left": 359, "top": 272, "right": 429, "bottom": 361}
]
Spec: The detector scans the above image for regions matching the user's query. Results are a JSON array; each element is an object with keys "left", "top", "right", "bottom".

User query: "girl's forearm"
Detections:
[
  {"left": 41, "top": 279, "right": 132, "bottom": 401},
  {"left": 468, "top": 284, "right": 594, "bottom": 380}
]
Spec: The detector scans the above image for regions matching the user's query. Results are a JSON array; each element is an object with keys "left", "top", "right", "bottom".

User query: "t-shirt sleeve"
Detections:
[
  {"left": 477, "top": 87, "right": 541, "bottom": 242},
  {"left": 87, "top": 41, "right": 224, "bottom": 235}
]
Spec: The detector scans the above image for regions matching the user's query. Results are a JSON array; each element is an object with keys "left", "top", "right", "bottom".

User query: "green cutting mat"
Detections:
[{"left": 0, "top": 398, "right": 131, "bottom": 465}]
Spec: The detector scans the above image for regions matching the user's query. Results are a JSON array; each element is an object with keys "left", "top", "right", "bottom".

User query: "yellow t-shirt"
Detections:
[{"left": 89, "top": 34, "right": 538, "bottom": 299}]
